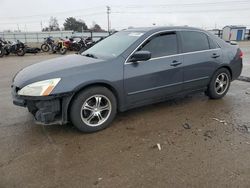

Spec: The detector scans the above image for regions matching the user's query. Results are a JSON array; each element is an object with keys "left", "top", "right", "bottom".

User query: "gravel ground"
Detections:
[{"left": 0, "top": 43, "right": 250, "bottom": 188}]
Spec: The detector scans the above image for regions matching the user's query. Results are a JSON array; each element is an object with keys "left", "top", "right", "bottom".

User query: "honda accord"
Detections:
[{"left": 12, "top": 27, "right": 243, "bottom": 132}]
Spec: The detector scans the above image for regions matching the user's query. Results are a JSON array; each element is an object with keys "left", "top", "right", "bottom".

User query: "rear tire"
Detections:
[
  {"left": 78, "top": 47, "right": 87, "bottom": 54},
  {"left": 16, "top": 48, "right": 26, "bottom": 56},
  {"left": 73, "top": 44, "right": 81, "bottom": 51},
  {"left": 5, "top": 50, "right": 10, "bottom": 56},
  {"left": 0, "top": 47, "right": 5, "bottom": 57},
  {"left": 206, "top": 68, "right": 231, "bottom": 99},
  {"left": 41, "top": 44, "right": 50, "bottom": 52},
  {"left": 60, "top": 48, "right": 67, "bottom": 55},
  {"left": 70, "top": 87, "right": 117, "bottom": 133}
]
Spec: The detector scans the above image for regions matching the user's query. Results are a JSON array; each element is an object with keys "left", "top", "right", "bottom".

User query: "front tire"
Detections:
[
  {"left": 206, "top": 68, "right": 231, "bottom": 99},
  {"left": 70, "top": 87, "right": 117, "bottom": 133},
  {"left": 0, "top": 47, "right": 5, "bottom": 57}
]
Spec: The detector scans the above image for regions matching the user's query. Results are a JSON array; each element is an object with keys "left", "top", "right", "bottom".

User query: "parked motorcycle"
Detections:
[
  {"left": 52, "top": 38, "right": 67, "bottom": 55},
  {"left": 0, "top": 39, "right": 5, "bottom": 57},
  {"left": 78, "top": 37, "right": 105, "bottom": 54},
  {"left": 67, "top": 37, "right": 85, "bottom": 51},
  {"left": 1, "top": 39, "right": 26, "bottom": 56},
  {"left": 41, "top": 37, "right": 54, "bottom": 52}
]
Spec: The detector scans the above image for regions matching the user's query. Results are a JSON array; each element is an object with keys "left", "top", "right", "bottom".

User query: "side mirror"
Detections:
[{"left": 129, "top": 51, "right": 151, "bottom": 63}]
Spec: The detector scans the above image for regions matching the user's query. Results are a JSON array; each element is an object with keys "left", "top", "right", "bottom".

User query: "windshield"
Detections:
[{"left": 82, "top": 31, "right": 144, "bottom": 59}]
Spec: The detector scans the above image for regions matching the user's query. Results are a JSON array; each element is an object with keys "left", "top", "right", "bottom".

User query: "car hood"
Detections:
[{"left": 13, "top": 54, "right": 105, "bottom": 88}]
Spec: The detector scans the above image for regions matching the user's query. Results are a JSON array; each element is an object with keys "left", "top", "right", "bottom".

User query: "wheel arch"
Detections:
[
  {"left": 219, "top": 65, "right": 232, "bottom": 79},
  {"left": 211, "top": 65, "right": 232, "bottom": 81},
  {"left": 206, "top": 65, "right": 232, "bottom": 91},
  {"left": 65, "top": 82, "right": 121, "bottom": 122}
]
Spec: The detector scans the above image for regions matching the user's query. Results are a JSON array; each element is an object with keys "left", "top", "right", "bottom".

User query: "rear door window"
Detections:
[
  {"left": 181, "top": 31, "right": 210, "bottom": 53},
  {"left": 139, "top": 32, "right": 178, "bottom": 58}
]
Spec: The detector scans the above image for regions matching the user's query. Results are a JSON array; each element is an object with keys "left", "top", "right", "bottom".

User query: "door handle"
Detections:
[
  {"left": 211, "top": 53, "right": 220, "bottom": 58},
  {"left": 170, "top": 60, "right": 182, "bottom": 67}
]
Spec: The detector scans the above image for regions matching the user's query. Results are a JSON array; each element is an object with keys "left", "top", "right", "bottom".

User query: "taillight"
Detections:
[{"left": 239, "top": 50, "right": 243, "bottom": 59}]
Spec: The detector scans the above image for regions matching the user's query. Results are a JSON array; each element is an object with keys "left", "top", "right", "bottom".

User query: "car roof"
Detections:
[{"left": 124, "top": 26, "right": 206, "bottom": 33}]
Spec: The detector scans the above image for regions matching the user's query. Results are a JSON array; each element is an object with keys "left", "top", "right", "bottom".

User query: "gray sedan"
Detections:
[{"left": 12, "top": 27, "right": 243, "bottom": 132}]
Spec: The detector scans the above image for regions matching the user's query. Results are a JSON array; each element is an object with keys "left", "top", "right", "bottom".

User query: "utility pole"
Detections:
[
  {"left": 40, "top": 21, "right": 43, "bottom": 31},
  {"left": 106, "top": 6, "right": 111, "bottom": 34},
  {"left": 17, "top": 24, "right": 20, "bottom": 32}
]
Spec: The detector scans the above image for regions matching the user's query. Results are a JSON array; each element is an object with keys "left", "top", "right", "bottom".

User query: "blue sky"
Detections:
[{"left": 0, "top": 0, "right": 250, "bottom": 31}]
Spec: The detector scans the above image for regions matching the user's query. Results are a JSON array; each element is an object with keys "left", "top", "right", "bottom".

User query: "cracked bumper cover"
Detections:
[
  {"left": 12, "top": 85, "right": 73, "bottom": 125},
  {"left": 33, "top": 99, "right": 61, "bottom": 124}
]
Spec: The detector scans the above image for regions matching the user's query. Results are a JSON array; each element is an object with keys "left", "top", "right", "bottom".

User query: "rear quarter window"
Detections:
[
  {"left": 181, "top": 31, "right": 210, "bottom": 53},
  {"left": 208, "top": 37, "right": 220, "bottom": 49}
]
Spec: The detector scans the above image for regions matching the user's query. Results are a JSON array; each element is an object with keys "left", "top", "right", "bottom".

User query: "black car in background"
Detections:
[{"left": 12, "top": 27, "right": 243, "bottom": 133}]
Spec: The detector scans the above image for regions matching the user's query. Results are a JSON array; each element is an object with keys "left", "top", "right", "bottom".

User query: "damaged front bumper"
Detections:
[{"left": 11, "top": 85, "right": 73, "bottom": 125}]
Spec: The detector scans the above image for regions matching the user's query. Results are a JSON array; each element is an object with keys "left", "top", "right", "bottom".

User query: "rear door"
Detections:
[
  {"left": 180, "top": 31, "right": 223, "bottom": 91},
  {"left": 124, "top": 31, "right": 183, "bottom": 105}
]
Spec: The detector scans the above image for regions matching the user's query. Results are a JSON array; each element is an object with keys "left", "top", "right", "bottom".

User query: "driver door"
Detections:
[{"left": 124, "top": 31, "right": 183, "bottom": 106}]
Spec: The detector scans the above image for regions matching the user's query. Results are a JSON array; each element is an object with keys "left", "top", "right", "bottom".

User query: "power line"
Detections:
[
  {"left": 112, "top": 7, "right": 250, "bottom": 14},
  {"left": 0, "top": 12, "right": 106, "bottom": 25},
  {"left": 1, "top": 0, "right": 249, "bottom": 20},
  {"left": 1, "top": 2, "right": 250, "bottom": 31},
  {"left": 1, "top": 6, "right": 249, "bottom": 26},
  {"left": 112, "top": 0, "right": 250, "bottom": 8},
  {"left": 0, "top": 6, "right": 105, "bottom": 19},
  {"left": 2, "top": 4, "right": 249, "bottom": 25},
  {"left": 0, "top": 1, "right": 249, "bottom": 23}
]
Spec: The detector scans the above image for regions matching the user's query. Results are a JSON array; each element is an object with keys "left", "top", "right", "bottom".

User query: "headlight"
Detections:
[{"left": 18, "top": 78, "right": 61, "bottom": 96}]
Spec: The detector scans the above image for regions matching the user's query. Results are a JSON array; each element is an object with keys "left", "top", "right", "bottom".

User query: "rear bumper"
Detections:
[
  {"left": 230, "top": 58, "right": 243, "bottom": 81},
  {"left": 12, "top": 85, "right": 73, "bottom": 125}
]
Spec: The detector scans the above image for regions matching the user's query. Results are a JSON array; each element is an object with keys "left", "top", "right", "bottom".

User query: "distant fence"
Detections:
[
  {"left": 0, "top": 31, "right": 110, "bottom": 43},
  {"left": 1, "top": 29, "right": 249, "bottom": 43}
]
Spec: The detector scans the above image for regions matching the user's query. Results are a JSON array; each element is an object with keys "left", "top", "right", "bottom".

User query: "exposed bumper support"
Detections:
[
  {"left": 34, "top": 99, "right": 61, "bottom": 124},
  {"left": 13, "top": 97, "right": 26, "bottom": 107},
  {"left": 12, "top": 85, "right": 73, "bottom": 125}
]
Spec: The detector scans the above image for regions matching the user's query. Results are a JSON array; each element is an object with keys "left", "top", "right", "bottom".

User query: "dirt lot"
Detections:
[{"left": 0, "top": 43, "right": 250, "bottom": 187}]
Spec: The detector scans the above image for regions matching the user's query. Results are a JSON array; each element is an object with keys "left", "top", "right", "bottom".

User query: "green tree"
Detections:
[
  {"left": 91, "top": 23, "right": 105, "bottom": 32},
  {"left": 63, "top": 17, "right": 88, "bottom": 32}
]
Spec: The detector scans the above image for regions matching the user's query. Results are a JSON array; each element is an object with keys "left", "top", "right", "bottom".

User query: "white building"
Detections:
[{"left": 222, "top": 26, "right": 246, "bottom": 41}]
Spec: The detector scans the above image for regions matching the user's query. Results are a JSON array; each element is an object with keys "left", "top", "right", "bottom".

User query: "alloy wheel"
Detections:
[
  {"left": 214, "top": 73, "right": 229, "bottom": 95},
  {"left": 80, "top": 95, "right": 112, "bottom": 127}
]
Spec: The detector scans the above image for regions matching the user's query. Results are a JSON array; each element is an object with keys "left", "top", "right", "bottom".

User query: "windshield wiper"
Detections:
[{"left": 82, "top": 53, "right": 98, "bottom": 59}]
